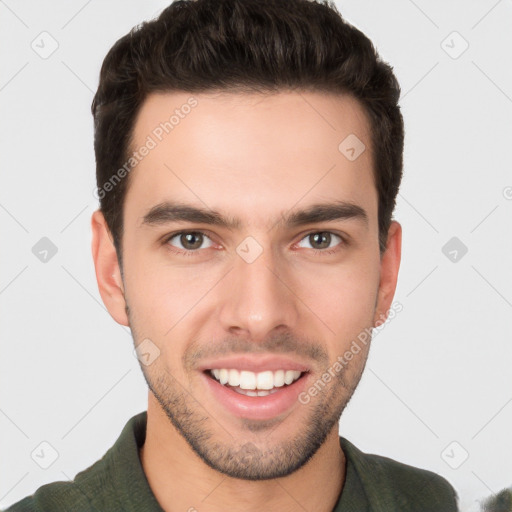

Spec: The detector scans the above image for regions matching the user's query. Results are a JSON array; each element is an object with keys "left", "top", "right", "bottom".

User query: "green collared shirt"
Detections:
[{"left": 4, "top": 411, "right": 459, "bottom": 512}]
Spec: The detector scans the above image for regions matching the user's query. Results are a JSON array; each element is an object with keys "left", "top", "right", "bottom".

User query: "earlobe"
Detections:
[
  {"left": 373, "top": 221, "right": 402, "bottom": 326},
  {"left": 91, "top": 209, "right": 129, "bottom": 326}
]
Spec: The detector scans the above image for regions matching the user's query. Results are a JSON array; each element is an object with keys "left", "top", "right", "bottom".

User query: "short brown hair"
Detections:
[{"left": 91, "top": 0, "right": 404, "bottom": 265}]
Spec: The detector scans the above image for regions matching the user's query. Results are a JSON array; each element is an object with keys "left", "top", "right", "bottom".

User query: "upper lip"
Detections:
[{"left": 198, "top": 355, "right": 310, "bottom": 373}]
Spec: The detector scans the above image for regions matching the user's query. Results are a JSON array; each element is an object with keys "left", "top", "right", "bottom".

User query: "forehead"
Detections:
[{"left": 125, "top": 90, "right": 377, "bottom": 228}]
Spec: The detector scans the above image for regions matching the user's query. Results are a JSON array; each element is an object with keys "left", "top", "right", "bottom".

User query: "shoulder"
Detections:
[
  {"left": 3, "top": 457, "right": 117, "bottom": 512},
  {"left": 3, "top": 412, "right": 149, "bottom": 512},
  {"left": 2, "top": 480, "right": 93, "bottom": 512},
  {"left": 340, "top": 436, "right": 459, "bottom": 511}
]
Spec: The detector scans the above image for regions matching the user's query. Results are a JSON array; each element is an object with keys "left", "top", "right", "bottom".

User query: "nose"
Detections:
[{"left": 218, "top": 240, "right": 300, "bottom": 343}]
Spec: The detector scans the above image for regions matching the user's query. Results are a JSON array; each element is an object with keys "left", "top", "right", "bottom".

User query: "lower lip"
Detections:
[{"left": 202, "top": 372, "right": 309, "bottom": 421}]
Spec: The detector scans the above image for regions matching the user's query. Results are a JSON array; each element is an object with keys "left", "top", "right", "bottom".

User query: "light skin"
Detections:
[{"left": 91, "top": 90, "right": 401, "bottom": 512}]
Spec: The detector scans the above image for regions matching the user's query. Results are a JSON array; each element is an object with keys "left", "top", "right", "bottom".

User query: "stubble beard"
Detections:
[{"left": 135, "top": 337, "right": 369, "bottom": 481}]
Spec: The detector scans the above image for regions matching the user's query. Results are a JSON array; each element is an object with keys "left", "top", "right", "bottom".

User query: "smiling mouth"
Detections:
[{"left": 205, "top": 368, "right": 307, "bottom": 397}]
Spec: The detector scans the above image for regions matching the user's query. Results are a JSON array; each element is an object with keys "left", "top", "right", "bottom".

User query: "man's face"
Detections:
[{"left": 119, "top": 91, "right": 388, "bottom": 479}]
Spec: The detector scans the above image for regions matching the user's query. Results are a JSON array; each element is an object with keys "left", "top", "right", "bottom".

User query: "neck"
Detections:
[{"left": 140, "top": 394, "right": 346, "bottom": 512}]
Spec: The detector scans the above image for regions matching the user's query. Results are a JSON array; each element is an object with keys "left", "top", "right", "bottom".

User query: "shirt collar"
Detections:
[
  {"left": 106, "top": 411, "right": 374, "bottom": 512},
  {"left": 107, "top": 410, "right": 164, "bottom": 512}
]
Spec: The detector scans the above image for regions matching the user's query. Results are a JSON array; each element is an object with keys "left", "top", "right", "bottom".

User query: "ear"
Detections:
[
  {"left": 373, "top": 220, "right": 402, "bottom": 326},
  {"left": 91, "top": 209, "right": 129, "bottom": 326}
]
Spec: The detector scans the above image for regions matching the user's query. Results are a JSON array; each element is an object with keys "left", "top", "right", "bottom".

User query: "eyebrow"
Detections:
[{"left": 141, "top": 200, "right": 368, "bottom": 231}]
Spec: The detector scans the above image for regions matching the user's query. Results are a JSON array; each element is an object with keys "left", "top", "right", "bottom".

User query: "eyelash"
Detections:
[{"left": 162, "top": 230, "right": 346, "bottom": 257}]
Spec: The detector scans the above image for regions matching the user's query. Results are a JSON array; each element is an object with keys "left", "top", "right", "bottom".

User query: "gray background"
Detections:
[{"left": 1, "top": 1, "right": 511, "bottom": 510}]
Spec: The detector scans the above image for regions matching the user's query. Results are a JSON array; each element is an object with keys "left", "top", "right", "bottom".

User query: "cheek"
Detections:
[
  {"left": 292, "top": 255, "right": 380, "bottom": 342},
  {"left": 123, "top": 245, "right": 221, "bottom": 341},
  {"left": 123, "top": 263, "right": 203, "bottom": 379}
]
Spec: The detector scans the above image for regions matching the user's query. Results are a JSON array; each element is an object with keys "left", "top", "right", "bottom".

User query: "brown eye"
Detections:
[
  {"left": 297, "top": 231, "right": 344, "bottom": 252},
  {"left": 167, "top": 231, "right": 213, "bottom": 252},
  {"left": 310, "top": 232, "right": 331, "bottom": 249}
]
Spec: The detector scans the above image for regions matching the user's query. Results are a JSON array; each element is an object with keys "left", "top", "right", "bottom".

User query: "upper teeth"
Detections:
[{"left": 210, "top": 369, "right": 302, "bottom": 390}]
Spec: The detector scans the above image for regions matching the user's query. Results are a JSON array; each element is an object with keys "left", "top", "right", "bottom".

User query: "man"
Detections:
[{"left": 5, "top": 0, "right": 460, "bottom": 510}]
